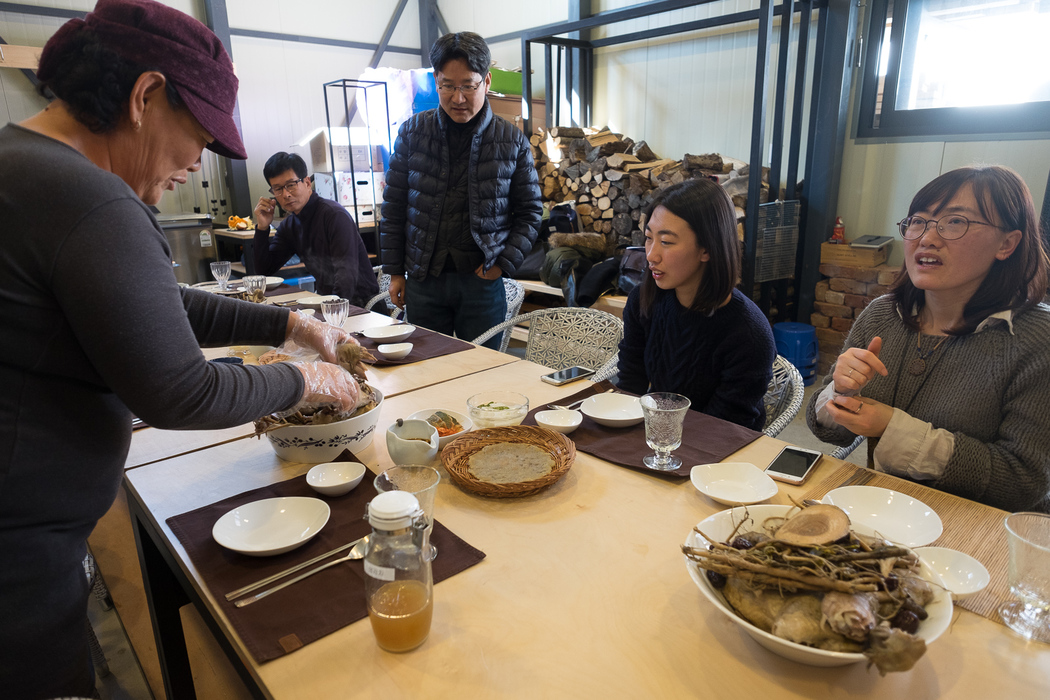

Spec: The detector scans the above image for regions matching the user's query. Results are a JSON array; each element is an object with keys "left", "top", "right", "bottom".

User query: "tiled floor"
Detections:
[{"left": 86, "top": 369, "right": 858, "bottom": 700}]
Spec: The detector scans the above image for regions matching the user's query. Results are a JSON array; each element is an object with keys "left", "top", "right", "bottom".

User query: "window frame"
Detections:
[{"left": 856, "top": 0, "right": 1050, "bottom": 139}]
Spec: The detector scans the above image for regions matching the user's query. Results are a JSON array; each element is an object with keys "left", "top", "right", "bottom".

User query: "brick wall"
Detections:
[{"left": 810, "top": 263, "right": 901, "bottom": 375}]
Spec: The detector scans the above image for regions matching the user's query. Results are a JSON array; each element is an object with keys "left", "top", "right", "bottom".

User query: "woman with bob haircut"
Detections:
[
  {"left": 808, "top": 165, "right": 1050, "bottom": 513},
  {"left": 617, "top": 178, "right": 776, "bottom": 431},
  {"left": 0, "top": 1, "right": 364, "bottom": 695}
]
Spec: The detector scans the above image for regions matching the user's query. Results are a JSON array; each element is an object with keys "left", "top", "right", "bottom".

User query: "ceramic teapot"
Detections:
[{"left": 385, "top": 418, "right": 439, "bottom": 465}]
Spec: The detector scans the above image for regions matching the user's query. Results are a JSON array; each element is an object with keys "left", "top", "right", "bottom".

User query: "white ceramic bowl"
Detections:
[
  {"left": 306, "top": 461, "right": 367, "bottom": 496},
  {"left": 212, "top": 497, "right": 330, "bottom": 556},
  {"left": 824, "top": 485, "right": 943, "bottom": 547},
  {"left": 690, "top": 462, "right": 778, "bottom": 505},
  {"left": 266, "top": 388, "right": 384, "bottom": 463},
  {"left": 297, "top": 295, "right": 340, "bottom": 309},
  {"left": 915, "top": 546, "right": 990, "bottom": 601},
  {"left": 377, "top": 342, "right": 413, "bottom": 360},
  {"left": 683, "top": 504, "right": 952, "bottom": 667},
  {"left": 407, "top": 408, "right": 473, "bottom": 449},
  {"left": 362, "top": 324, "right": 416, "bottom": 343},
  {"left": 535, "top": 409, "right": 583, "bottom": 435},
  {"left": 580, "top": 393, "right": 643, "bottom": 428},
  {"left": 264, "top": 276, "right": 284, "bottom": 290}
]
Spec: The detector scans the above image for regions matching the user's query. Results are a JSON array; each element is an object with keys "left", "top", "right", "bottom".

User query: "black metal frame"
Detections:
[
  {"left": 856, "top": 0, "right": 1050, "bottom": 139},
  {"left": 521, "top": 0, "right": 857, "bottom": 320}
]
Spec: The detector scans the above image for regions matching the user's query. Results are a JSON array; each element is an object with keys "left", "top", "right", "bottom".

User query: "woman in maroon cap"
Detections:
[{"left": 0, "top": 2, "right": 363, "bottom": 696}]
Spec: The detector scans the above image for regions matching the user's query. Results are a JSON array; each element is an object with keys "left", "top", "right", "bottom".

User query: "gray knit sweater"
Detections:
[{"left": 807, "top": 295, "right": 1050, "bottom": 513}]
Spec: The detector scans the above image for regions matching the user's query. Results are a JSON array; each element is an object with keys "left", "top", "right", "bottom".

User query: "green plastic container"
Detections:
[{"left": 489, "top": 68, "right": 522, "bottom": 95}]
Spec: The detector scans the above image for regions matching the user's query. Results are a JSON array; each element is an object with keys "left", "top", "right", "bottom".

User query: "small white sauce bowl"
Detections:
[
  {"left": 306, "top": 461, "right": 367, "bottom": 497},
  {"left": 535, "top": 409, "right": 583, "bottom": 434},
  {"left": 915, "top": 546, "right": 990, "bottom": 601},
  {"left": 363, "top": 324, "right": 416, "bottom": 343},
  {"left": 377, "top": 342, "right": 413, "bottom": 360}
]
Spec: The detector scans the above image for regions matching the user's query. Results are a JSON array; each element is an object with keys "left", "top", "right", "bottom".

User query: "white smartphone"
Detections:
[
  {"left": 540, "top": 366, "right": 596, "bottom": 386},
  {"left": 764, "top": 445, "right": 823, "bottom": 485}
]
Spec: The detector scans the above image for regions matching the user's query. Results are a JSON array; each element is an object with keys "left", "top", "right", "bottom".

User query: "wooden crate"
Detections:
[{"left": 820, "top": 242, "right": 889, "bottom": 267}]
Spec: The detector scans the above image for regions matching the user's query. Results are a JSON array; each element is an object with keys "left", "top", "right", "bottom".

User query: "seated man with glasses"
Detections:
[
  {"left": 806, "top": 165, "right": 1050, "bottom": 514},
  {"left": 252, "top": 151, "right": 378, "bottom": 306},
  {"left": 381, "top": 32, "right": 541, "bottom": 348}
]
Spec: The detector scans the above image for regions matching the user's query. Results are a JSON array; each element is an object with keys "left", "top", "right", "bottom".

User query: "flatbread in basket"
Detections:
[{"left": 440, "top": 426, "right": 575, "bottom": 497}]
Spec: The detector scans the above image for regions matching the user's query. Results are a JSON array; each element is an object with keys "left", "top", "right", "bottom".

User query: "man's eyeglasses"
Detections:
[
  {"left": 897, "top": 215, "right": 1005, "bottom": 241},
  {"left": 437, "top": 81, "right": 483, "bottom": 95},
  {"left": 269, "top": 178, "right": 304, "bottom": 196}
]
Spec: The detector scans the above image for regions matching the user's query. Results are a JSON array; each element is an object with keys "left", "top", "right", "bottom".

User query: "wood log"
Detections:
[
  {"left": 597, "top": 196, "right": 612, "bottom": 211},
  {"left": 580, "top": 215, "right": 593, "bottom": 229},
  {"left": 581, "top": 170, "right": 593, "bottom": 184},
  {"left": 622, "top": 157, "right": 676, "bottom": 172},
  {"left": 598, "top": 140, "right": 630, "bottom": 157},
  {"left": 612, "top": 213, "right": 634, "bottom": 237},
  {"left": 550, "top": 126, "right": 586, "bottom": 139},
  {"left": 606, "top": 153, "right": 641, "bottom": 169},
  {"left": 586, "top": 130, "right": 620, "bottom": 146},
  {"left": 601, "top": 220, "right": 613, "bottom": 234},
  {"left": 630, "top": 141, "right": 658, "bottom": 161},
  {"left": 593, "top": 172, "right": 603, "bottom": 185},
  {"left": 682, "top": 153, "right": 724, "bottom": 171},
  {"left": 589, "top": 156, "right": 608, "bottom": 174},
  {"left": 601, "top": 208, "right": 614, "bottom": 219},
  {"left": 606, "top": 184, "right": 620, "bottom": 200},
  {"left": 605, "top": 169, "right": 627, "bottom": 182},
  {"left": 576, "top": 203, "right": 594, "bottom": 217},
  {"left": 612, "top": 197, "right": 630, "bottom": 214}
]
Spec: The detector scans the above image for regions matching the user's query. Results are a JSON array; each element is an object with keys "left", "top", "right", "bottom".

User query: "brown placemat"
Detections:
[
  {"left": 804, "top": 464, "right": 1010, "bottom": 624},
  {"left": 357, "top": 326, "right": 474, "bottom": 366},
  {"left": 166, "top": 450, "right": 485, "bottom": 663},
  {"left": 522, "top": 382, "right": 762, "bottom": 479}
]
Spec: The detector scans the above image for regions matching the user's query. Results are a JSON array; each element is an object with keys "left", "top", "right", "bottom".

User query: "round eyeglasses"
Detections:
[
  {"left": 269, "top": 178, "right": 304, "bottom": 196},
  {"left": 897, "top": 215, "right": 1005, "bottom": 241},
  {"left": 436, "top": 81, "right": 482, "bottom": 95}
]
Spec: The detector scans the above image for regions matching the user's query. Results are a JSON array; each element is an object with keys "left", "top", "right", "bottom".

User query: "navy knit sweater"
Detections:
[{"left": 618, "top": 287, "right": 776, "bottom": 431}]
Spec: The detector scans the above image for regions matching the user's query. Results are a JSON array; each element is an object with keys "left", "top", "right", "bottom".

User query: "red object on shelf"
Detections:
[{"left": 831, "top": 216, "right": 846, "bottom": 243}]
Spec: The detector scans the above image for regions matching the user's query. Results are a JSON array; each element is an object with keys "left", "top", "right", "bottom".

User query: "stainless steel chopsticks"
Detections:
[{"left": 224, "top": 536, "right": 365, "bottom": 602}]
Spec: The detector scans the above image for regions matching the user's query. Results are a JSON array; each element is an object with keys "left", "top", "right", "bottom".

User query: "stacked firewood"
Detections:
[{"left": 528, "top": 125, "right": 766, "bottom": 254}]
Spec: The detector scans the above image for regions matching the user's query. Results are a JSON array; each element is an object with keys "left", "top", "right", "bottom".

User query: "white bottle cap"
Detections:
[{"left": 367, "top": 491, "right": 421, "bottom": 530}]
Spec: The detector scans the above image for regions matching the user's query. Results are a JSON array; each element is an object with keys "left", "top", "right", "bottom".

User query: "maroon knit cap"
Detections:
[{"left": 37, "top": 0, "right": 247, "bottom": 159}]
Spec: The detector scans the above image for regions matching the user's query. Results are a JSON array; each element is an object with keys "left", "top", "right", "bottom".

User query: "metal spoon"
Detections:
[
  {"left": 548, "top": 387, "right": 615, "bottom": 411},
  {"left": 232, "top": 536, "right": 369, "bottom": 608}
]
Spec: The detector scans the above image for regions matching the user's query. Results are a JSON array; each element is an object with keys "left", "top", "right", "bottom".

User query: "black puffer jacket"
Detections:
[{"left": 380, "top": 103, "right": 542, "bottom": 279}]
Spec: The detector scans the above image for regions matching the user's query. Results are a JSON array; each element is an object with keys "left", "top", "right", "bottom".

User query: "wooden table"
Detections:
[{"left": 122, "top": 362, "right": 1050, "bottom": 699}]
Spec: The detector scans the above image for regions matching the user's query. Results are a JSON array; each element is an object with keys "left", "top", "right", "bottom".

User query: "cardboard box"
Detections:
[
  {"left": 344, "top": 204, "right": 378, "bottom": 226},
  {"left": 820, "top": 242, "right": 889, "bottom": 267},
  {"left": 313, "top": 172, "right": 386, "bottom": 207},
  {"left": 308, "top": 128, "right": 386, "bottom": 173}
]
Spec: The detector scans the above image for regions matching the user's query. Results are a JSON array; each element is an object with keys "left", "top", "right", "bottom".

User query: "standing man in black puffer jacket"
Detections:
[{"left": 381, "top": 32, "right": 542, "bottom": 349}]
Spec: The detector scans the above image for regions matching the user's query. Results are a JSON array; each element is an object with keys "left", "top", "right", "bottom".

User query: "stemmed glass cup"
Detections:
[
  {"left": 321, "top": 298, "right": 350, "bottom": 328},
  {"left": 640, "top": 392, "right": 691, "bottom": 471},
  {"left": 209, "top": 261, "right": 232, "bottom": 291}
]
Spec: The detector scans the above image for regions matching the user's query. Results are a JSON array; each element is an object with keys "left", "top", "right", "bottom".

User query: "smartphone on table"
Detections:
[
  {"left": 764, "top": 445, "right": 823, "bottom": 485},
  {"left": 541, "top": 366, "right": 596, "bottom": 386}
]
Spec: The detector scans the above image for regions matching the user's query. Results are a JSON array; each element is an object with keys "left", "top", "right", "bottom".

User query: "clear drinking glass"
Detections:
[
  {"left": 999, "top": 512, "right": 1050, "bottom": 643},
  {"left": 374, "top": 465, "right": 441, "bottom": 561},
  {"left": 321, "top": 298, "right": 351, "bottom": 328},
  {"left": 210, "top": 260, "right": 232, "bottom": 291},
  {"left": 243, "top": 275, "right": 267, "bottom": 301},
  {"left": 640, "top": 392, "right": 691, "bottom": 471}
]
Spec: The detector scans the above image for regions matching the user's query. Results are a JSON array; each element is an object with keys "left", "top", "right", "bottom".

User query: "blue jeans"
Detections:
[{"left": 405, "top": 272, "right": 507, "bottom": 350}]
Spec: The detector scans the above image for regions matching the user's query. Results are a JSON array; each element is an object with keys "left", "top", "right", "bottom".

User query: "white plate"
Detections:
[
  {"left": 915, "top": 546, "right": 990, "bottom": 601},
  {"left": 690, "top": 462, "right": 778, "bottom": 505},
  {"left": 211, "top": 497, "right": 331, "bottom": 557},
  {"left": 684, "top": 504, "right": 952, "bottom": 667},
  {"left": 362, "top": 324, "right": 416, "bottom": 343},
  {"left": 264, "top": 276, "right": 284, "bottom": 290},
  {"left": 297, "top": 295, "right": 341, "bottom": 309},
  {"left": 192, "top": 280, "right": 245, "bottom": 294},
  {"left": 580, "top": 393, "right": 643, "bottom": 428},
  {"left": 824, "top": 486, "right": 943, "bottom": 547}
]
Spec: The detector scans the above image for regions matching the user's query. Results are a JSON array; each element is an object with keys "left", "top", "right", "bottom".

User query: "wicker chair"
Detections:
[
  {"left": 364, "top": 267, "right": 393, "bottom": 314},
  {"left": 831, "top": 434, "right": 866, "bottom": 461},
  {"left": 762, "top": 355, "right": 806, "bottom": 437},
  {"left": 472, "top": 307, "right": 624, "bottom": 371}
]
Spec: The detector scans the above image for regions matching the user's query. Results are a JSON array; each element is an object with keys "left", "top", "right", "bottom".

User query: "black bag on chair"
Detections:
[{"left": 616, "top": 246, "right": 647, "bottom": 295}]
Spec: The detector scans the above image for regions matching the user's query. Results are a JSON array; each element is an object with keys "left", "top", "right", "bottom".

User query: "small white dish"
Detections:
[
  {"left": 377, "top": 342, "right": 413, "bottom": 360},
  {"left": 211, "top": 497, "right": 330, "bottom": 557},
  {"left": 824, "top": 485, "right": 943, "bottom": 547},
  {"left": 535, "top": 409, "right": 583, "bottom": 435},
  {"left": 362, "top": 324, "right": 416, "bottom": 343},
  {"left": 915, "top": 546, "right": 990, "bottom": 601},
  {"left": 690, "top": 462, "right": 778, "bottom": 505},
  {"left": 192, "top": 280, "right": 245, "bottom": 294},
  {"left": 297, "top": 295, "right": 341, "bottom": 309},
  {"left": 580, "top": 393, "right": 643, "bottom": 428},
  {"left": 407, "top": 408, "right": 472, "bottom": 449},
  {"left": 306, "top": 462, "right": 367, "bottom": 497},
  {"left": 264, "top": 276, "right": 284, "bottom": 290}
]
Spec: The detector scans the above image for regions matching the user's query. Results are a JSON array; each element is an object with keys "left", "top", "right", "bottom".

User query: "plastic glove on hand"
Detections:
[
  {"left": 288, "top": 311, "right": 356, "bottom": 363},
  {"left": 288, "top": 362, "right": 361, "bottom": 415}
]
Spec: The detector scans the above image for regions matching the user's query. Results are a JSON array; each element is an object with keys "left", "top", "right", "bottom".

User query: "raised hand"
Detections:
[
  {"left": 833, "top": 336, "right": 887, "bottom": 396},
  {"left": 253, "top": 196, "right": 277, "bottom": 230}
]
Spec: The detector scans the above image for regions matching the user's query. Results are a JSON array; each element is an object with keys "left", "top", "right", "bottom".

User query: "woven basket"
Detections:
[{"left": 440, "top": 426, "right": 576, "bottom": 498}]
